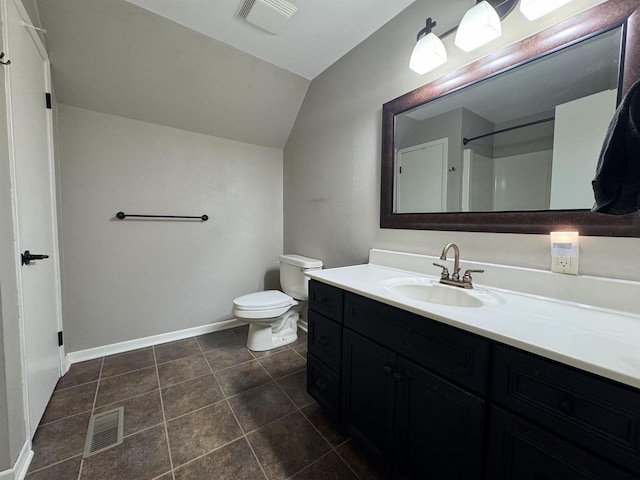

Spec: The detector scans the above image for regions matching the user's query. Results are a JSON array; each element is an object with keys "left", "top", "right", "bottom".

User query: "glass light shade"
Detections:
[
  {"left": 454, "top": 1, "right": 502, "bottom": 53},
  {"left": 409, "top": 32, "right": 447, "bottom": 74},
  {"left": 520, "top": 0, "right": 573, "bottom": 21}
]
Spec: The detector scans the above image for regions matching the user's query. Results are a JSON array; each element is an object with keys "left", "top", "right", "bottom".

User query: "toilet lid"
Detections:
[{"left": 233, "top": 290, "right": 295, "bottom": 311}]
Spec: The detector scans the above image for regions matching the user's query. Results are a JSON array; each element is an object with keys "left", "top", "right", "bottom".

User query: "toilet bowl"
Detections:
[{"left": 232, "top": 254, "right": 322, "bottom": 351}]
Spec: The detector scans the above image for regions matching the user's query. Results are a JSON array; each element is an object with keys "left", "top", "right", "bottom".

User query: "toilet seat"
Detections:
[{"left": 233, "top": 290, "right": 297, "bottom": 319}]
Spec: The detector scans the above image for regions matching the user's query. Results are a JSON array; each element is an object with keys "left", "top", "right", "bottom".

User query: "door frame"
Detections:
[
  {"left": 3, "top": 0, "right": 64, "bottom": 438},
  {"left": 394, "top": 137, "right": 448, "bottom": 213}
]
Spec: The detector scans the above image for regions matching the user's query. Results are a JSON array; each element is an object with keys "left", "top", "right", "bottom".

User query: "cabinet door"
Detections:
[
  {"left": 395, "top": 357, "right": 485, "bottom": 480},
  {"left": 342, "top": 329, "right": 397, "bottom": 460},
  {"left": 487, "top": 407, "right": 637, "bottom": 480}
]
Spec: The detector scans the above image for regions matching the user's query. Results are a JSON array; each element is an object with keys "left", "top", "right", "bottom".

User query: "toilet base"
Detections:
[{"left": 246, "top": 310, "right": 299, "bottom": 351}]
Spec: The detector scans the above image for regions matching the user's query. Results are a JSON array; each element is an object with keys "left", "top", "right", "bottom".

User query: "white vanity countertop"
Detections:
[{"left": 307, "top": 263, "right": 640, "bottom": 390}]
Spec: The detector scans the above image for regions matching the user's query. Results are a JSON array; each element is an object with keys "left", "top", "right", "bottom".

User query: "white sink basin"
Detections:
[{"left": 382, "top": 277, "right": 501, "bottom": 308}]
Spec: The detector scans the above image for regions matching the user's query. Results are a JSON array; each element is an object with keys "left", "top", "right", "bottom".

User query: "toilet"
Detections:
[{"left": 232, "top": 254, "right": 323, "bottom": 351}]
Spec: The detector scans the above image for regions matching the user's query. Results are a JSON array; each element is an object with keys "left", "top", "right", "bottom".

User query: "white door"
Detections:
[
  {"left": 4, "top": 0, "right": 62, "bottom": 436},
  {"left": 395, "top": 138, "right": 448, "bottom": 213}
]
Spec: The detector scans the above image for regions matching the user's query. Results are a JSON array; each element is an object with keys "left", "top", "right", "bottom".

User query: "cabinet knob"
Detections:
[
  {"left": 393, "top": 372, "right": 404, "bottom": 382},
  {"left": 314, "top": 380, "right": 327, "bottom": 392},
  {"left": 383, "top": 366, "right": 393, "bottom": 375},
  {"left": 315, "top": 336, "right": 328, "bottom": 347},
  {"left": 557, "top": 397, "right": 574, "bottom": 415}
]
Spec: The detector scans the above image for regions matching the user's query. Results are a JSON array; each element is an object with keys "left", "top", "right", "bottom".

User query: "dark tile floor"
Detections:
[{"left": 27, "top": 325, "right": 386, "bottom": 480}]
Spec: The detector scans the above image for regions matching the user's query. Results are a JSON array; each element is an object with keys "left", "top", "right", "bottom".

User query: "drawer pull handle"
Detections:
[
  {"left": 314, "top": 380, "right": 328, "bottom": 392},
  {"left": 383, "top": 366, "right": 393, "bottom": 375},
  {"left": 316, "top": 336, "right": 328, "bottom": 347},
  {"left": 316, "top": 296, "right": 329, "bottom": 304},
  {"left": 557, "top": 397, "right": 574, "bottom": 415}
]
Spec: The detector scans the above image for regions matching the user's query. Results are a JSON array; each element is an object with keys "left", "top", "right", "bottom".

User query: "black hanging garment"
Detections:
[{"left": 592, "top": 79, "right": 640, "bottom": 214}]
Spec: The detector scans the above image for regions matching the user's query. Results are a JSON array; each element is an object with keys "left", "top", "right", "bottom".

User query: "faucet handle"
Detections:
[
  {"left": 462, "top": 269, "right": 484, "bottom": 285},
  {"left": 433, "top": 263, "right": 450, "bottom": 280}
]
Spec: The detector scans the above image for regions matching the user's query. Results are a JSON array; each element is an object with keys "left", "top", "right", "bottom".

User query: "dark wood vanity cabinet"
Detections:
[
  {"left": 306, "top": 280, "right": 640, "bottom": 479},
  {"left": 307, "top": 281, "right": 344, "bottom": 419},
  {"left": 393, "top": 356, "right": 485, "bottom": 479},
  {"left": 341, "top": 329, "right": 485, "bottom": 479},
  {"left": 487, "top": 406, "right": 637, "bottom": 480}
]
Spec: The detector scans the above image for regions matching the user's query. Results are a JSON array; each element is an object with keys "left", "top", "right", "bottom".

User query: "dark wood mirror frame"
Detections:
[{"left": 381, "top": 0, "right": 640, "bottom": 236}]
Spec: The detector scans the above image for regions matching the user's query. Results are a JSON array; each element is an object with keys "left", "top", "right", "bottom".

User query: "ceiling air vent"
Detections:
[{"left": 238, "top": 0, "right": 297, "bottom": 35}]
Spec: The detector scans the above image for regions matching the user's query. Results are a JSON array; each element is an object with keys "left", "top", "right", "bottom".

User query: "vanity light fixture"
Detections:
[
  {"left": 408, "top": 0, "right": 518, "bottom": 73},
  {"left": 520, "top": 0, "right": 573, "bottom": 21},
  {"left": 409, "top": 18, "right": 448, "bottom": 75},
  {"left": 455, "top": 0, "right": 502, "bottom": 52}
]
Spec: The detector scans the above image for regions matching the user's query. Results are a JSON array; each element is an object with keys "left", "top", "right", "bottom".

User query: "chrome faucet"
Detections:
[
  {"left": 433, "top": 243, "right": 484, "bottom": 289},
  {"left": 440, "top": 243, "right": 461, "bottom": 281}
]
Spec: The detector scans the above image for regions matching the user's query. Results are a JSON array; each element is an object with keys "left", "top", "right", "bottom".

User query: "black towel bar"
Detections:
[{"left": 116, "top": 212, "right": 208, "bottom": 221}]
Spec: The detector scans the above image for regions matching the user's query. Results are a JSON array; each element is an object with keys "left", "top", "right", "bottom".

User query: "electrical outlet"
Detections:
[
  {"left": 550, "top": 231, "right": 580, "bottom": 276},
  {"left": 551, "top": 255, "right": 579, "bottom": 275}
]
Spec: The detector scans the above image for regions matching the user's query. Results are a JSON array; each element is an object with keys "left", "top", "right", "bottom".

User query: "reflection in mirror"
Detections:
[{"left": 394, "top": 27, "right": 622, "bottom": 214}]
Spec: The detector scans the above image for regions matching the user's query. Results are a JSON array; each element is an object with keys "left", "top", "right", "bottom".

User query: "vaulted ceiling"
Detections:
[
  {"left": 34, "top": 0, "right": 415, "bottom": 148},
  {"left": 125, "top": 0, "right": 415, "bottom": 80}
]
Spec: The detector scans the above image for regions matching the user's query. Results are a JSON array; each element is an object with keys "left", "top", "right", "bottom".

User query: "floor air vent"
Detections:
[{"left": 83, "top": 407, "right": 124, "bottom": 458}]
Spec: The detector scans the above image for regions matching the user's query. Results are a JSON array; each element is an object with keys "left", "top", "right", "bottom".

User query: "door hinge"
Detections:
[
  {"left": 45, "top": 93, "right": 52, "bottom": 109},
  {"left": 58, "top": 331, "right": 63, "bottom": 346}
]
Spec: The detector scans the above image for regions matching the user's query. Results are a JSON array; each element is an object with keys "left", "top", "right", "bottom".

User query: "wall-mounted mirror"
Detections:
[{"left": 381, "top": 1, "right": 640, "bottom": 236}]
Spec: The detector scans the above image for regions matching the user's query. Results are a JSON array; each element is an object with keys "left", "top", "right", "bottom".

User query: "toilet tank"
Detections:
[{"left": 279, "top": 254, "right": 323, "bottom": 300}]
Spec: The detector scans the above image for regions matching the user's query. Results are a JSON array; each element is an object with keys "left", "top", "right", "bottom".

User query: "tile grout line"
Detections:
[
  {"left": 268, "top": 335, "right": 360, "bottom": 479},
  {"left": 283, "top": 449, "right": 336, "bottom": 480},
  {"left": 197, "top": 335, "right": 269, "bottom": 480},
  {"left": 38, "top": 406, "right": 94, "bottom": 429},
  {"left": 209, "top": 355, "right": 260, "bottom": 374},
  {"left": 152, "top": 346, "right": 177, "bottom": 480},
  {"left": 99, "top": 363, "right": 156, "bottom": 381},
  {"left": 332, "top": 441, "right": 363, "bottom": 480},
  {"left": 252, "top": 343, "right": 341, "bottom": 477},
  {"left": 78, "top": 356, "right": 105, "bottom": 480},
  {"left": 164, "top": 397, "right": 226, "bottom": 423},
  {"left": 159, "top": 371, "right": 212, "bottom": 390},
  {"left": 34, "top": 328, "right": 354, "bottom": 479},
  {"left": 168, "top": 433, "right": 248, "bottom": 473},
  {"left": 25, "top": 453, "right": 83, "bottom": 476},
  {"left": 296, "top": 403, "right": 353, "bottom": 475},
  {"left": 294, "top": 405, "right": 361, "bottom": 479},
  {"left": 54, "top": 377, "right": 101, "bottom": 393}
]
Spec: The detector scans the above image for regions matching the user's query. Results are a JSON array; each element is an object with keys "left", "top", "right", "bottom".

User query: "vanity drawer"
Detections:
[
  {"left": 309, "top": 280, "right": 344, "bottom": 323},
  {"left": 307, "top": 354, "right": 341, "bottom": 419},
  {"left": 308, "top": 310, "right": 342, "bottom": 373},
  {"left": 344, "top": 292, "right": 489, "bottom": 394},
  {"left": 492, "top": 344, "right": 640, "bottom": 474}
]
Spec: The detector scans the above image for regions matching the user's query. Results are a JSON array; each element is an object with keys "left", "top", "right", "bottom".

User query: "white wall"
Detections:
[
  {"left": 284, "top": 0, "right": 640, "bottom": 282},
  {"left": 551, "top": 89, "right": 617, "bottom": 209},
  {"left": 57, "top": 105, "right": 283, "bottom": 352},
  {"left": 493, "top": 150, "right": 552, "bottom": 211},
  {"left": 36, "top": 0, "right": 309, "bottom": 149}
]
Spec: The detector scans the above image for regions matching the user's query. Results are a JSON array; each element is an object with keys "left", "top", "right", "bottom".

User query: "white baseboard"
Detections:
[
  {"left": 0, "top": 441, "right": 33, "bottom": 480},
  {"left": 66, "top": 319, "right": 245, "bottom": 364}
]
